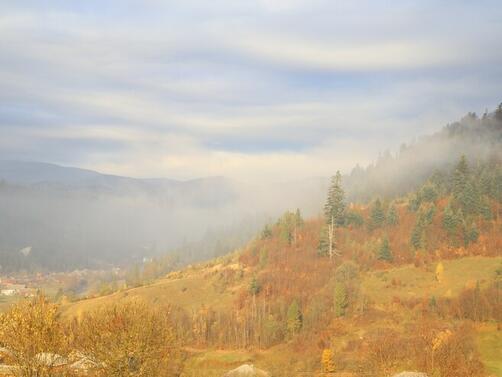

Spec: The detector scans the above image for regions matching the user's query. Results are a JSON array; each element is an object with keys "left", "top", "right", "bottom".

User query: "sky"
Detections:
[{"left": 0, "top": 0, "right": 501, "bottom": 182}]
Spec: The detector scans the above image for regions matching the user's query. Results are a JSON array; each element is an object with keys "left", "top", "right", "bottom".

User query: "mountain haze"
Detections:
[
  {"left": 0, "top": 162, "right": 326, "bottom": 271},
  {"left": 1, "top": 106, "right": 501, "bottom": 272}
]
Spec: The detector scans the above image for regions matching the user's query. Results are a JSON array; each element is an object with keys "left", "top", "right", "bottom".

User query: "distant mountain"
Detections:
[
  {"left": 0, "top": 160, "right": 121, "bottom": 186},
  {"left": 0, "top": 162, "right": 324, "bottom": 272},
  {"left": 0, "top": 161, "right": 238, "bottom": 203},
  {"left": 1, "top": 105, "right": 500, "bottom": 272}
]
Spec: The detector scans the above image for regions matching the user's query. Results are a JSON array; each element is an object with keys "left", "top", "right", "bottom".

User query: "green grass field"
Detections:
[
  {"left": 477, "top": 323, "right": 502, "bottom": 377},
  {"left": 62, "top": 262, "right": 242, "bottom": 318},
  {"left": 361, "top": 256, "right": 501, "bottom": 306}
]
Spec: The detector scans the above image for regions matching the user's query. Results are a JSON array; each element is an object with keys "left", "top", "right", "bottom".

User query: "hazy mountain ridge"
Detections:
[
  {"left": 344, "top": 109, "right": 502, "bottom": 201},
  {"left": 0, "top": 160, "right": 230, "bottom": 198},
  {"left": 0, "top": 106, "right": 500, "bottom": 272},
  {"left": 0, "top": 163, "right": 325, "bottom": 272}
]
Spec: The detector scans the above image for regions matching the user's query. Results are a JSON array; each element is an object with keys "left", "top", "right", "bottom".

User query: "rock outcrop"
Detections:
[{"left": 223, "top": 364, "right": 271, "bottom": 377}]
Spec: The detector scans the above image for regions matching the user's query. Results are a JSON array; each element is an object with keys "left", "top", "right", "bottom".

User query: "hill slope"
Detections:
[
  {"left": 62, "top": 154, "right": 502, "bottom": 375},
  {"left": 17, "top": 106, "right": 502, "bottom": 376}
]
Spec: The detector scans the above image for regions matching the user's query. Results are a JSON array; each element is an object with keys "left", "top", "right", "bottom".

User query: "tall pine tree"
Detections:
[
  {"left": 377, "top": 237, "right": 393, "bottom": 261},
  {"left": 410, "top": 220, "right": 424, "bottom": 250},
  {"left": 293, "top": 208, "right": 304, "bottom": 244},
  {"left": 324, "top": 171, "right": 346, "bottom": 226},
  {"left": 370, "top": 198, "right": 386, "bottom": 229},
  {"left": 317, "top": 226, "right": 331, "bottom": 256},
  {"left": 386, "top": 204, "right": 399, "bottom": 226},
  {"left": 249, "top": 276, "right": 260, "bottom": 295},
  {"left": 452, "top": 155, "right": 469, "bottom": 198},
  {"left": 459, "top": 180, "right": 481, "bottom": 215},
  {"left": 322, "top": 171, "right": 345, "bottom": 258},
  {"left": 442, "top": 202, "right": 458, "bottom": 239}
]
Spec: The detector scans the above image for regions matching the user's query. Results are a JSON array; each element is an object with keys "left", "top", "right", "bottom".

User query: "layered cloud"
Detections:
[{"left": 0, "top": 0, "right": 501, "bottom": 181}]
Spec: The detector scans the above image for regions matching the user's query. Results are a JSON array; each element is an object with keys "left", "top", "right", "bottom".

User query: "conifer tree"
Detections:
[
  {"left": 452, "top": 155, "right": 469, "bottom": 198},
  {"left": 324, "top": 171, "right": 346, "bottom": 226},
  {"left": 346, "top": 210, "right": 364, "bottom": 227},
  {"left": 456, "top": 210, "right": 469, "bottom": 246},
  {"left": 421, "top": 183, "right": 438, "bottom": 202},
  {"left": 277, "top": 211, "right": 295, "bottom": 245},
  {"left": 460, "top": 180, "right": 481, "bottom": 215},
  {"left": 494, "top": 170, "right": 502, "bottom": 203},
  {"left": 410, "top": 220, "right": 424, "bottom": 250},
  {"left": 323, "top": 171, "right": 345, "bottom": 257},
  {"left": 386, "top": 204, "right": 399, "bottom": 226},
  {"left": 286, "top": 300, "right": 302, "bottom": 335},
  {"left": 442, "top": 202, "right": 458, "bottom": 238},
  {"left": 295, "top": 208, "right": 304, "bottom": 227},
  {"left": 377, "top": 237, "right": 393, "bottom": 261},
  {"left": 293, "top": 208, "right": 304, "bottom": 244},
  {"left": 409, "top": 193, "right": 422, "bottom": 212},
  {"left": 260, "top": 224, "right": 272, "bottom": 240},
  {"left": 480, "top": 170, "right": 493, "bottom": 196},
  {"left": 369, "top": 198, "right": 386, "bottom": 229},
  {"left": 429, "top": 295, "right": 437, "bottom": 312},
  {"left": 467, "top": 223, "right": 479, "bottom": 244},
  {"left": 424, "top": 203, "right": 436, "bottom": 225},
  {"left": 317, "top": 226, "right": 331, "bottom": 257},
  {"left": 249, "top": 276, "right": 260, "bottom": 295},
  {"left": 430, "top": 169, "right": 447, "bottom": 195},
  {"left": 412, "top": 204, "right": 437, "bottom": 250},
  {"left": 480, "top": 201, "right": 493, "bottom": 220},
  {"left": 334, "top": 283, "right": 348, "bottom": 317}
]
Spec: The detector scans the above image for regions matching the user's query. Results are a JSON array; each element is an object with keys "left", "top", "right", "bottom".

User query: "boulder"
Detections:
[
  {"left": 34, "top": 352, "right": 68, "bottom": 367},
  {"left": 223, "top": 364, "right": 271, "bottom": 377}
]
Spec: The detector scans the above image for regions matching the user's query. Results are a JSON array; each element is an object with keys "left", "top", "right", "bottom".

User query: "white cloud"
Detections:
[
  {"left": 0, "top": 1, "right": 501, "bottom": 181},
  {"left": 227, "top": 34, "right": 457, "bottom": 71}
]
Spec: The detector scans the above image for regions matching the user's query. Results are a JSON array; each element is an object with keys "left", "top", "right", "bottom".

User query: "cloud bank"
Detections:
[{"left": 0, "top": 0, "right": 501, "bottom": 181}]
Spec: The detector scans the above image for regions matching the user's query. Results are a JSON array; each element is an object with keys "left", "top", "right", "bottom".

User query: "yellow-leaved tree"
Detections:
[
  {"left": 321, "top": 348, "right": 335, "bottom": 373},
  {"left": 0, "top": 293, "right": 69, "bottom": 377},
  {"left": 436, "top": 262, "right": 445, "bottom": 282},
  {"left": 74, "top": 300, "right": 181, "bottom": 377}
]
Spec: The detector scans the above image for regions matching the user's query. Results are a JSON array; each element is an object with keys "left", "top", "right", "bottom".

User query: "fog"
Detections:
[
  {"left": 1, "top": 109, "right": 500, "bottom": 272},
  {"left": 0, "top": 163, "right": 328, "bottom": 272},
  {"left": 344, "top": 111, "right": 502, "bottom": 202}
]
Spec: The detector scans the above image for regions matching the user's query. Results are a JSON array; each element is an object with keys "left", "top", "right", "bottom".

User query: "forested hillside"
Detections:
[
  {"left": 0, "top": 108, "right": 501, "bottom": 377},
  {"left": 57, "top": 152, "right": 502, "bottom": 376},
  {"left": 344, "top": 105, "right": 502, "bottom": 201}
]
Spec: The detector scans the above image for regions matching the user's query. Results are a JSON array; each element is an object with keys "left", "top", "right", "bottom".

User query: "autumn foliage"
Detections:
[{"left": 0, "top": 156, "right": 500, "bottom": 376}]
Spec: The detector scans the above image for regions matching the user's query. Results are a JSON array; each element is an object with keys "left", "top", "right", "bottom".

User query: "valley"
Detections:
[
  {"left": 1, "top": 2, "right": 502, "bottom": 375},
  {"left": 0, "top": 109, "right": 501, "bottom": 376}
]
